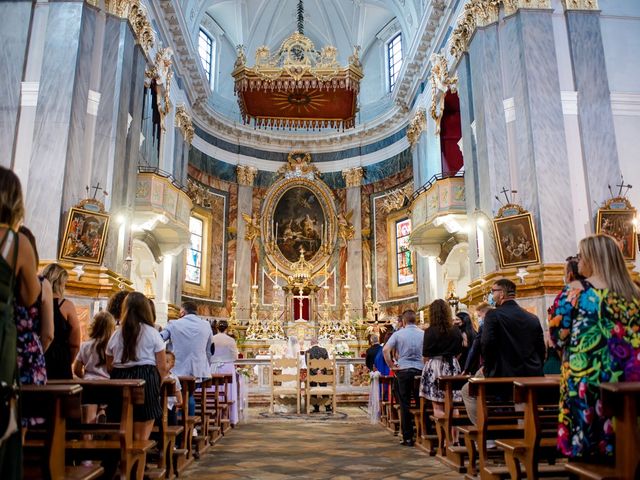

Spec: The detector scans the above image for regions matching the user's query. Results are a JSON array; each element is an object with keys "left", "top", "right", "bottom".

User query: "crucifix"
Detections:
[
  {"left": 293, "top": 286, "right": 307, "bottom": 321},
  {"left": 615, "top": 177, "right": 632, "bottom": 197},
  {"left": 86, "top": 182, "right": 107, "bottom": 199},
  {"left": 499, "top": 187, "right": 511, "bottom": 204}
]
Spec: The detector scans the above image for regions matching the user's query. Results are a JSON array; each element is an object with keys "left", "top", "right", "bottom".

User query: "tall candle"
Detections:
[
  {"left": 233, "top": 260, "right": 236, "bottom": 284},
  {"left": 254, "top": 262, "right": 258, "bottom": 285}
]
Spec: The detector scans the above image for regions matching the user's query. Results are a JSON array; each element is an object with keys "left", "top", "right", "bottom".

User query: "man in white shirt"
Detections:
[{"left": 160, "top": 301, "right": 213, "bottom": 415}]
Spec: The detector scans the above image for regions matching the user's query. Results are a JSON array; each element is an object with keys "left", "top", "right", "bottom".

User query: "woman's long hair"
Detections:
[
  {"left": 579, "top": 234, "right": 640, "bottom": 302},
  {"left": 429, "top": 299, "right": 454, "bottom": 335},
  {"left": 456, "top": 311, "right": 477, "bottom": 344},
  {"left": 0, "top": 166, "right": 24, "bottom": 229},
  {"left": 120, "top": 292, "right": 155, "bottom": 364},
  {"left": 90, "top": 311, "right": 115, "bottom": 367},
  {"left": 42, "top": 263, "right": 69, "bottom": 296}
]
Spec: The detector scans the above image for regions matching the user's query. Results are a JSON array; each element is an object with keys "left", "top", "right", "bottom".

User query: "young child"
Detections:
[
  {"left": 73, "top": 311, "right": 115, "bottom": 423},
  {"left": 165, "top": 351, "right": 183, "bottom": 426}
]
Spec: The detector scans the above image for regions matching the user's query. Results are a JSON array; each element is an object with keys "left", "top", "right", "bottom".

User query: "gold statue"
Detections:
[
  {"left": 241, "top": 212, "right": 261, "bottom": 245},
  {"left": 337, "top": 208, "right": 355, "bottom": 242}
]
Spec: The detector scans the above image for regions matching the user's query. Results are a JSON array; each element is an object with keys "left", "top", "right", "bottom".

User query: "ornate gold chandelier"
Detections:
[{"left": 232, "top": 0, "right": 363, "bottom": 130}]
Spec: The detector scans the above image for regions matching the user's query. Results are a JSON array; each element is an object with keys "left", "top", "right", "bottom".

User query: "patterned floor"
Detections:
[{"left": 182, "top": 408, "right": 464, "bottom": 480}]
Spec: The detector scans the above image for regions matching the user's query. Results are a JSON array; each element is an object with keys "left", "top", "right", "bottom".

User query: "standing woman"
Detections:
[
  {"left": 211, "top": 320, "right": 240, "bottom": 425},
  {"left": 455, "top": 311, "right": 476, "bottom": 370},
  {"left": 420, "top": 299, "right": 463, "bottom": 418},
  {"left": 42, "top": 263, "right": 81, "bottom": 379},
  {"left": 0, "top": 166, "right": 41, "bottom": 479},
  {"left": 549, "top": 234, "right": 640, "bottom": 461},
  {"left": 107, "top": 292, "right": 167, "bottom": 440}
]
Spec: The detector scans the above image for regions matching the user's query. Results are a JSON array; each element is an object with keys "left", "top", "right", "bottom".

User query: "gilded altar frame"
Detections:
[{"left": 596, "top": 197, "right": 637, "bottom": 261}]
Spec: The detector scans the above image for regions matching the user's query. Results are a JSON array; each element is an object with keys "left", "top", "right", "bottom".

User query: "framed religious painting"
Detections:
[
  {"left": 596, "top": 199, "right": 637, "bottom": 260},
  {"left": 59, "top": 207, "right": 110, "bottom": 265},
  {"left": 493, "top": 210, "right": 541, "bottom": 268}
]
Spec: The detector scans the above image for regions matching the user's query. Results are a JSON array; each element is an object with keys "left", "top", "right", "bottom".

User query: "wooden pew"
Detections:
[
  {"left": 465, "top": 377, "right": 524, "bottom": 480},
  {"left": 565, "top": 381, "right": 640, "bottom": 480},
  {"left": 437, "top": 374, "right": 471, "bottom": 472},
  {"left": 416, "top": 396, "right": 439, "bottom": 456},
  {"left": 48, "top": 378, "right": 157, "bottom": 480},
  {"left": 21, "top": 384, "right": 104, "bottom": 480},
  {"left": 192, "top": 376, "right": 215, "bottom": 450},
  {"left": 177, "top": 376, "right": 202, "bottom": 465},
  {"left": 151, "top": 377, "right": 184, "bottom": 479},
  {"left": 379, "top": 375, "right": 399, "bottom": 434},
  {"left": 495, "top": 376, "right": 565, "bottom": 480},
  {"left": 212, "top": 373, "right": 234, "bottom": 434}
]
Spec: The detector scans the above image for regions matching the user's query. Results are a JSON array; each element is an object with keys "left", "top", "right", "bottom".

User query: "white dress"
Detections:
[{"left": 209, "top": 333, "right": 239, "bottom": 424}]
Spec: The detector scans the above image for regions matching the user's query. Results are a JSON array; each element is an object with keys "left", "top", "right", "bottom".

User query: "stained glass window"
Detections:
[
  {"left": 387, "top": 33, "right": 403, "bottom": 92},
  {"left": 396, "top": 218, "right": 413, "bottom": 285},
  {"left": 186, "top": 216, "right": 203, "bottom": 285},
  {"left": 199, "top": 28, "right": 214, "bottom": 84}
]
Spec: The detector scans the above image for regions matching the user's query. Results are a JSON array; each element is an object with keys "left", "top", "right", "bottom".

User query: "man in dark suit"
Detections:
[
  {"left": 306, "top": 338, "right": 330, "bottom": 412},
  {"left": 462, "top": 279, "right": 545, "bottom": 425},
  {"left": 365, "top": 334, "right": 381, "bottom": 371}
]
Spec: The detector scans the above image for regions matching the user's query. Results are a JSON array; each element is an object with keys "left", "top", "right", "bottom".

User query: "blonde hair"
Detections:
[
  {"left": 42, "top": 263, "right": 69, "bottom": 296},
  {"left": 579, "top": 234, "right": 640, "bottom": 302},
  {"left": 0, "top": 166, "right": 25, "bottom": 229}
]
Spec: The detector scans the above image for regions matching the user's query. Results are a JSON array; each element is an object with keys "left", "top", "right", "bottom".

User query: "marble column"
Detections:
[
  {"left": 236, "top": 165, "right": 257, "bottom": 320},
  {"left": 499, "top": 8, "right": 576, "bottom": 262},
  {"left": 342, "top": 167, "right": 364, "bottom": 318},
  {"left": 564, "top": 8, "right": 621, "bottom": 218}
]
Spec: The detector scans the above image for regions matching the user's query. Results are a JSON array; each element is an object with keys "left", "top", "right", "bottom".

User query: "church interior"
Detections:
[{"left": 1, "top": 0, "right": 639, "bottom": 479}]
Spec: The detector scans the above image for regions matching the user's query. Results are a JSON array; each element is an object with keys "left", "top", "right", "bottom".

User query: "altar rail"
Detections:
[{"left": 236, "top": 358, "right": 370, "bottom": 401}]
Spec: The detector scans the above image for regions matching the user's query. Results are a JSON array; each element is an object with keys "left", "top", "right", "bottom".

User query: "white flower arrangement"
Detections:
[{"left": 334, "top": 342, "right": 353, "bottom": 357}]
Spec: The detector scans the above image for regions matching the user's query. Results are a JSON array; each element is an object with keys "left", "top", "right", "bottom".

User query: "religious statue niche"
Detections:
[{"left": 274, "top": 187, "right": 324, "bottom": 262}]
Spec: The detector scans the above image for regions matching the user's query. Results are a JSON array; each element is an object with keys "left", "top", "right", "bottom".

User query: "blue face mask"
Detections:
[{"left": 487, "top": 292, "right": 496, "bottom": 307}]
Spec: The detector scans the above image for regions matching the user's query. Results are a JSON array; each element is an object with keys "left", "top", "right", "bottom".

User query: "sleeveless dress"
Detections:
[
  {"left": 549, "top": 280, "right": 640, "bottom": 460},
  {"left": 0, "top": 228, "right": 22, "bottom": 479},
  {"left": 15, "top": 276, "right": 47, "bottom": 385},
  {"left": 44, "top": 298, "right": 72, "bottom": 379}
]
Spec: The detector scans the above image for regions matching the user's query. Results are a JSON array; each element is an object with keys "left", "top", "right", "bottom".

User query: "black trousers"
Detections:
[{"left": 395, "top": 368, "right": 421, "bottom": 441}]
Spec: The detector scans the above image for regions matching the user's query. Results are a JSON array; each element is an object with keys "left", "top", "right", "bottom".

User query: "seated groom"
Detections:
[{"left": 306, "top": 338, "right": 330, "bottom": 413}]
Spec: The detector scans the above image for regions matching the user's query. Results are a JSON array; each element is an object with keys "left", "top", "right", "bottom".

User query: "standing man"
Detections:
[
  {"left": 461, "top": 279, "right": 545, "bottom": 425},
  {"left": 160, "top": 301, "right": 213, "bottom": 415},
  {"left": 383, "top": 310, "right": 424, "bottom": 446},
  {"left": 365, "top": 334, "right": 382, "bottom": 371},
  {"left": 210, "top": 320, "right": 239, "bottom": 425},
  {"left": 306, "top": 338, "right": 330, "bottom": 413}
]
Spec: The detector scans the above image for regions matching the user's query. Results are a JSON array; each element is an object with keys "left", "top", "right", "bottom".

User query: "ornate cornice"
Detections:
[
  {"left": 237, "top": 165, "right": 258, "bottom": 186},
  {"left": 449, "top": 0, "right": 551, "bottom": 62},
  {"left": 381, "top": 183, "right": 413, "bottom": 213},
  {"left": 561, "top": 0, "right": 599, "bottom": 10},
  {"left": 429, "top": 53, "right": 458, "bottom": 134},
  {"left": 342, "top": 167, "right": 364, "bottom": 188},
  {"left": 406, "top": 109, "right": 427, "bottom": 146},
  {"left": 186, "top": 178, "right": 215, "bottom": 208},
  {"left": 174, "top": 104, "right": 194, "bottom": 144}
]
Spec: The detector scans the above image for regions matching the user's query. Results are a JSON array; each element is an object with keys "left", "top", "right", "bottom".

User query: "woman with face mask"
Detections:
[{"left": 462, "top": 302, "right": 492, "bottom": 375}]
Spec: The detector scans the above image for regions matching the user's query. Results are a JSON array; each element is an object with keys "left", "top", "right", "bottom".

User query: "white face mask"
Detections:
[{"left": 487, "top": 292, "right": 496, "bottom": 307}]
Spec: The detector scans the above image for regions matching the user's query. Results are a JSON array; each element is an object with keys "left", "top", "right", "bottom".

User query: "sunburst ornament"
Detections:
[{"left": 232, "top": 0, "right": 363, "bottom": 130}]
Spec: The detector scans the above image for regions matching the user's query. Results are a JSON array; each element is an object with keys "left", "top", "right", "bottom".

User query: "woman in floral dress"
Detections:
[{"left": 549, "top": 234, "right": 640, "bottom": 461}]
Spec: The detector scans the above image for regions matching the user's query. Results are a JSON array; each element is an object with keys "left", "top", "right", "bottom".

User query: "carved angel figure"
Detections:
[
  {"left": 242, "top": 212, "right": 261, "bottom": 245},
  {"left": 337, "top": 209, "right": 355, "bottom": 242}
]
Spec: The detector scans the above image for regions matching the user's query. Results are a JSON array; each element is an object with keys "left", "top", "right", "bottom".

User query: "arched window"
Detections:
[
  {"left": 387, "top": 32, "right": 403, "bottom": 92},
  {"left": 198, "top": 27, "right": 215, "bottom": 85},
  {"left": 186, "top": 215, "right": 204, "bottom": 285}
]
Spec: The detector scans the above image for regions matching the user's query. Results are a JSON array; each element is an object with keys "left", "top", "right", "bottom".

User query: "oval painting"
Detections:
[{"left": 274, "top": 186, "right": 325, "bottom": 262}]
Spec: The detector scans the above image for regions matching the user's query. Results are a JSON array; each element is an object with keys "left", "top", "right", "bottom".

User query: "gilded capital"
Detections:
[
  {"left": 407, "top": 109, "right": 427, "bottom": 146},
  {"left": 342, "top": 167, "right": 364, "bottom": 188},
  {"left": 237, "top": 165, "right": 258, "bottom": 186},
  {"left": 91, "top": 1, "right": 155, "bottom": 56},
  {"left": 561, "top": 0, "right": 598, "bottom": 10},
  {"left": 174, "top": 104, "right": 194, "bottom": 145}
]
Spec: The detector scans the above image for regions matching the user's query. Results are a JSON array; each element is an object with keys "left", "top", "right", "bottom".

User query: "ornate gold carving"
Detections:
[
  {"left": 237, "top": 165, "right": 258, "bottom": 186},
  {"left": 449, "top": 0, "right": 551, "bottom": 61},
  {"left": 430, "top": 53, "right": 458, "bottom": 134},
  {"left": 186, "top": 178, "right": 215, "bottom": 208},
  {"left": 128, "top": 1, "right": 154, "bottom": 56},
  {"left": 561, "top": 0, "right": 598, "bottom": 10},
  {"left": 381, "top": 183, "right": 414, "bottom": 214},
  {"left": 174, "top": 104, "right": 194, "bottom": 145},
  {"left": 407, "top": 108, "right": 427, "bottom": 146},
  {"left": 337, "top": 209, "right": 355, "bottom": 242},
  {"left": 145, "top": 47, "right": 173, "bottom": 130},
  {"left": 241, "top": 213, "right": 261, "bottom": 244},
  {"left": 342, "top": 167, "right": 363, "bottom": 188},
  {"left": 277, "top": 151, "right": 319, "bottom": 179}
]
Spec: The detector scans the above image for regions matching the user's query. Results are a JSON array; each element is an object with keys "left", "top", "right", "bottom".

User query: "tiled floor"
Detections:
[{"left": 182, "top": 408, "right": 464, "bottom": 480}]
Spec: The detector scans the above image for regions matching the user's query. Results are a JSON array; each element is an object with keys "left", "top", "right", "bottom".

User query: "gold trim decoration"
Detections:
[
  {"left": 278, "top": 152, "right": 319, "bottom": 179},
  {"left": 337, "top": 208, "right": 355, "bottom": 242},
  {"left": 45, "top": 260, "right": 133, "bottom": 298},
  {"left": 174, "top": 104, "right": 194, "bottom": 145},
  {"left": 237, "top": 165, "right": 258, "bottom": 186},
  {"left": 493, "top": 211, "right": 541, "bottom": 269},
  {"left": 407, "top": 109, "right": 427, "bottom": 146},
  {"left": 186, "top": 178, "right": 215, "bottom": 208},
  {"left": 495, "top": 203, "right": 527, "bottom": 218},
  {"left": 59, "top": 198, "right": 110, "bottom": 267},
  {"left": 381, "top": 183, "right": 413, "bottom": 214},
  {"left": 429, "top": 53, "right": 458, "bottom": 135},
  {"left": 145, "top": 47, "right": 173, "bottom": 130},
  {"left": 342, "top": 167, "right": 363, "bottom": 188},
  {"left": 596, "top": 196, "right": 637, "bottom": 261},
  {"left": 561, "top": 0, "right": 599, "bottom": 10},
  {"left": 241, "top": 213, "right": 261, "bottom": 245},
  {"left": 449, "top": 0, "right": 551, "bottom": 61},
  {"left": 92, "top": 1, "right": 155, "bottom": 57}
]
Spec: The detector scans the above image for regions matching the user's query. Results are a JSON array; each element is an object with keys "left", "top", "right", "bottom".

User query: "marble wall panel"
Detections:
[
  {"left": 26, "top": 2, "right": 83, "bottom": 259},
  {"left": 0, "top": 2, "right": 32, "bottom": 167},
  {"left": 565, "top": 11, "right": 621, "bottom": 211}
]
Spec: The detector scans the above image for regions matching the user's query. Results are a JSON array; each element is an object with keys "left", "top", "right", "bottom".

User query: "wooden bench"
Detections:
[
  {"left": 436, "top": 374, "right": 471, "bottom": 472},
  {"left": 565, "top": 381, "right": 640, "bottom": 480},
  {"left": 192, "top": 377, "right": 213, "bottom": 453},
  {"left": 21, "top": 384, "right": 104, "bottom": 480},
  {"left": 495, "top": 376, "right": 565, "bottom": 480},
  {"left": 48, "top": 378, "right": 157, "bottom": 480},
  {"left": 379, "top": 375, "right": 399, "bottom": 434},
  {"left": 212, "top": 373, "right": 235, "bottom": 433},
  {"left": 177, "top": 376, "right": 202, "bottom": 465},
  {"left": 416, "top": 396, "right": 439, "bottom": 456},
  {"left": 151, "top": 377, "right": 185, "bottom": 479}
]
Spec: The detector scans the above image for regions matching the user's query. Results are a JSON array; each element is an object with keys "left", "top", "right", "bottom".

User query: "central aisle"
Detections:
[{"left": 182, "top": 416, "right": 464, "bottom": 479}]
